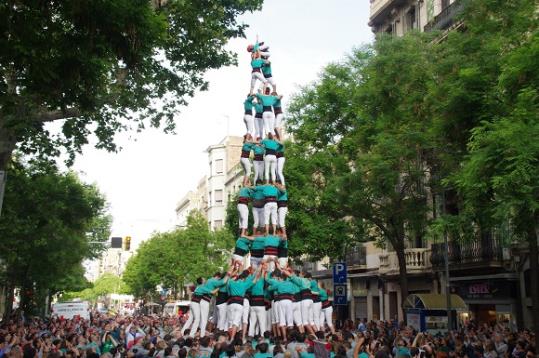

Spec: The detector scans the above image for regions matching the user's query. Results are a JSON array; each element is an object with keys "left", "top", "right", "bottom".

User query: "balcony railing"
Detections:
[
  {"left": 379, "top": 248, "right": 432, "bottom": 275},
  {"left": 431, "top": 236, "right": 504, "bottom": 268},
  {"left": 424, "top": 0, "right": 465, "bottom": 32},
  {"left": 346, "top": 246, "right": 367, "bottom": 267}
]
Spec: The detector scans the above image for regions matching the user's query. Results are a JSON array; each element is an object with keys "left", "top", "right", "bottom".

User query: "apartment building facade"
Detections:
[
  {"left": 175, "top": 136, "right": 243, "bottom": 231},
  {"left": 369, "top": 0, "right": 464, "bottom": 36}
]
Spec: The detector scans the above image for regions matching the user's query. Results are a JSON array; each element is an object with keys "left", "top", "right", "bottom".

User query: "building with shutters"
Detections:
[{"left": 175, "top": 136, "right": 243, "bottom": 231}]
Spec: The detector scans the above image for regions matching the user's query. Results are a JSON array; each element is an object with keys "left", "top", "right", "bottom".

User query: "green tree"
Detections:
[
  {"left": 123, "top": 211, "right": 233, "bottom": 299},
  {"left": 451, "top": 0, "right": 539, "bottom": 338},
  {"left": 0, "top": 159, "right": 110, "bottom": 316},
  {"left": 285, "top": 33, "right": 435, "bottom": 302},
  {"left": 0, "top": 0, "right": 263, "bottom": 208}
]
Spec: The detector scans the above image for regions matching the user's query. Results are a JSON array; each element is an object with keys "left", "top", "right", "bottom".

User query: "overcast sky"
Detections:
[{"left": 68, "top": 0, "right": 373, "bottom": 249}]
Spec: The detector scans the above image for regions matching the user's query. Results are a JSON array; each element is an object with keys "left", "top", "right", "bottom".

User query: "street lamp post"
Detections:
[{"left": 442, "top": 190, "right": 453, "bottom": 331}]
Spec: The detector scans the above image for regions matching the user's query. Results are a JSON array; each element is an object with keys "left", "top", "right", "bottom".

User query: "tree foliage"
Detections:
[
  {"left": 0, "top": 159, "right": 110, "bottom": 314},
  {"left": 283, "top": 0, "right": 538, "bottom": 311},
  {"left": 61, "top": 273, "right": 130, "bottom": 302},
  {"left": 0, "top": 0, "right": 263, "bottom": 169},
  {"left": 123, "top": 211, "right": 233, "bottom": 299}
]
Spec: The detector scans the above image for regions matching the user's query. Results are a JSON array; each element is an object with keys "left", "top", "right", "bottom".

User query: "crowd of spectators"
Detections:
[{"left": 0, "top": 311, "right": 535, "bottom": 358}]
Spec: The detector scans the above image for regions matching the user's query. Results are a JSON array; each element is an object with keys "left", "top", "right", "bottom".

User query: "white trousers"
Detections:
[
  {"left": 227, "top": 303, "right": 243, "bottom": 328},
  {"left": 278, "top": 206, "right": 288, "bottom": 228},
  {"left": 277, "top": 157, "right": 285, "bottom": 185},
  {"left": 263, "top": 111, "right": 275, "bottom": 136},
  {"left": 264, "top": 154, "right": 277, "bottom": 182},
  {"left": 271, "top": 302, "right": 278, "bottom": 324},
  {"left": 265, "top": 76, "right": 276, "bottom": 91},
  {"left": 266, "top": 308, "right": 273, "bottom": 331},
  {"left": 277, "top": 299, "right": 294, "bottom": 327},
  {"left": 217, "top": 303, "right": 228, "bottom": 331},
  {"left": 240, "top": 157, "right": 252, "bottom": 178},
  {"left": 264, "top": 202, "right": 278, "bottom": 226},
  {"left": 199, "top": 299, "right": 210, "bottom": 337},
  {"left": 312, "top": 301, "right": 322, "bottom": 329},
  {"left": 275, "top": 112, "right": 284, "bottom": 129},
  {"left": 293, "top": 301, "right": 303, "bottom": 326},
  {"left": 243, "top": 114, "right": 254, "bottom": 136},
  {"left": 252, "top": 206, "right": 265, "bottom": 229},
  {"left": 237, "top": 203, "right": 249, "bottom": 229},
  {"left": 320, "top": 306, "right": 334, "bottom": 329},
  {"left": 248, "top": 305, "right": 267, "bottom": 337},
  {"left": 253, "top": 160, "right": 264, "bottom": 183},
  {"left": 301, "top": 299, "right": 314, "bottom": 326},
  {"left": 251, "top": 72, "right": 267, "bottom": 92},
  {"left": 242, "top": 298, "right": 250, "bottom": 324},
  {"left": 250, "top": 256, "right": 263, "bottom": 269},
  {"left": 254, "top": 117, "right": 264, "bottom": 139},
  {"left": 263, "top": 255, "right": 277, "bottom": 272},
  {"left": 182, "top": 301, "right": 200, "bottom": 337}
]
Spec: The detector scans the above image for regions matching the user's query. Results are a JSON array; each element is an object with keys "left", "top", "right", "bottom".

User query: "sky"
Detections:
[{"left": 68, "top": 0, "right": 373, "bottom": 250}]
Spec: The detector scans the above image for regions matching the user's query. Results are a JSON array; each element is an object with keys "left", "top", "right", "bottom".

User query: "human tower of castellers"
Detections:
[{"left": 181, "top": 40, "right": 334, "bottom": 343}]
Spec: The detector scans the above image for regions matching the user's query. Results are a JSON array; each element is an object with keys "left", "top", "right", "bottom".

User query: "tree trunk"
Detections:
[
  {"left": 2, "top": 282, "right": 14, "bottom": 321},
  {"left": 0, "top": 122, "right": 17, "bottom": 172},
  {"left": 527, "top": 221, "right": 539, "bottom": 343},
  {"left": 394, "top": 240, "right": 409, "bottom": 323}
]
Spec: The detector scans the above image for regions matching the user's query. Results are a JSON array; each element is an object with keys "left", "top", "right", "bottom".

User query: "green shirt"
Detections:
[
  {"left": 242, "top": 142, "right": 254, "bottom": 152},
  {"left": 235, "top": 236, "right": 252, "bottom": 252},
  {"left": 251, "top": 58, "right": 265, "bottom": 70},
  {"left": 253, "top": 185, "right": 266, "bottom": 200},
  {"left": 252, "top": 236, "right": 266, "bottom": 250},
  {"left": 277, "top": 189, "right": 288, "bottom": 201},
  {"left": 196, "top": 277, "right": 226, "bottom": 295},
  {"left": 276, "top": 142, "right": 284, "bottom": 154},
  {"left": 254, "top": 102, "right": 264, "bottom": 115},
  {"left": 289, "top": 275, "right": 311, "bottom": 290},
  {"left": 262, "top": 184, "right": 279, "bottom": 198},
  {"left": 249, "top": 277, "right": 265, "bottom": 296},
  {"left": 266, "top": 276, "right": 297, "bottom": 295},
  {"left": 244, "top": 96, "right": 254, "bottom": 111},
  {"left": 299, "top": 353, "right": 315, "bottom": 358},
  {"left": 265, "top": 235, "right": 280, "bottom": 248},
  {"left": 256, "top": 93, "right": 277, "bottom": 107},
  {"left": 238, "top": 187, "right": 252, "bottom": 199},
  {"left": 319, "top": 288, "right": 328, "bottom": 301},
  {"left": 227, "top": 276, "right": 255, "bottom": 297},
  {"left": 253, "top": 144, "right": 265, "bottom": 156},
  {"left": 310, "top": 280, "right": 320, "bottom": 294},
  {"left": 262, "top": 138, "right": 280, "bottom": 151},
  {"left": 274, "top": 97, "right": 282, "bottom": 108},
  {"left": 261, "top": 62, "right": 272, "bottom": 76}
]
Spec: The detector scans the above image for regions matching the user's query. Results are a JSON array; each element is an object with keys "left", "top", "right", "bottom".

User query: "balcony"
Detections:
[
  {"left": 431, "top": 236, "right": 505, "bottom": 270},
  {"left": 369, "top": 0, "right": 406, "bottom": 25},
  {"left": 346, "top": 246, "right": 367, "bottom": 267},
  {"left": 424, "top": 0, "right": 465, "bottom": 32},
  {"left": 378, "top": 248, "right": 432, "bottom": 275}
]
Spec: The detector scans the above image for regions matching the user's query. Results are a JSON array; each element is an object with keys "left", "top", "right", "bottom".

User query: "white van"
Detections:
[
  {"left": 163, "top": 300, "right": 190, "bottom": 317},
  {"left": 52, "top": 301, "right": 90, "bottom": 320}
]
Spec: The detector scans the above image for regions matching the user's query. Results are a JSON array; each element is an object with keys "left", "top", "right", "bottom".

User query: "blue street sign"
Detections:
[
  {"left": 333, "top": 284, "right": 347, "bottom": 305},
  {"left": 332, "top": 262, "right": 347, "bottom": 284}
]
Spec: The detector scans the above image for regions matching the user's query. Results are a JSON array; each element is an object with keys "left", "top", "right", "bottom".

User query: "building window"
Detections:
[
  {"left": 407, "top": 6, "right": 417, "bottom": 31},
  {"left": 214, "top": 220, "right": 223, "bottom": 230},
  {"left": 215, "top": 159, "right": 224, "bottom": 174},
  {"left": 208, "top": 191, "right": 212, "bottom": 206},
  {"left": 215, "top": 189, "right": 223, "bottom": 205}
]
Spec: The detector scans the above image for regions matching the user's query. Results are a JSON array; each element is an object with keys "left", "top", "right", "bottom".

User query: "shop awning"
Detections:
[{"left": 403, "top": 294, "right": 467, "bottom": 311}]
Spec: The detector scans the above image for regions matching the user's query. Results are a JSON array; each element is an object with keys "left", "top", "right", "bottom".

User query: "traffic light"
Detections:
[
  {"left": 124, "top": 236, "right": 131, "bottom": 251},
  {"left": 111, "top": 237, "right": 123, "bottom": 248}
]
